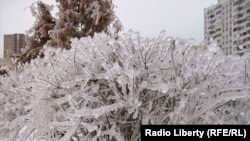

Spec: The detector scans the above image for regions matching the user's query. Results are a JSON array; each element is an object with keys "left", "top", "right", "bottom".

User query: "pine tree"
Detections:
[
  {"left": 48, "top": 0, "right": 122, "bottom": 49},
  {"left": 20, "top": 1, "right": 55, "bottom": 63},
  {"left": 19, "top": 0, "right": 121, "bottom": 63},
  {"left": 26, "top": 1, "right": 55, "bottom": 49}
]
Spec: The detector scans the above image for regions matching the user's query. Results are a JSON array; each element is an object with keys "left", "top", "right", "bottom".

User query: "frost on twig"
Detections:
[{"left": 0, "top": 31, "right": 249, "bottom": 140}]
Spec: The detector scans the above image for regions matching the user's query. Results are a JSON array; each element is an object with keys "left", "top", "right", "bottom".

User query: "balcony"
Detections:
[
  {"left": 243, "top": 2, "right": 250, "bottom": 9},
  {"left": 216, "top": 10, "right": 222, "bottom": 15},
  {"left": 234, "top": 2, "right": 250, "bottom": 12},
  {"left": 209, "top": 15, "right": 215, "bottom": 18},
  {"left": 236, "top": 6, "right": 244, "bottom": 11},
  {"left": 247, "top": 8, "right": 250, "bottom": 13},
  {"left": 240, "top": 30, "right": 250, "bottom": 36},
  {"left": 208, "top": 25, "right": 216, "bottom": 29},
  {"left": 214, "top": 4, "right": 222, "bottom": 11},
  {"left": 209, "top": 31, "right": 215, "bottom": 35},
  {"left": 242, "top": 36, "right": 250, "bottom": 43},
  {"left": 233, "top": 0, "right": 246, "bottom": 6},
  {"left": 234, "top": 19, "right": 247, "bottom": 26},
  {"left": 244, "top": 27, "right": 250, "bottom": 34},
  {"left": 233, "top": 25, "right": 244, "bottom": 31},
  {"left": 209, "top": 19, "right": 216, "bottom": 24},
  {"left": 214, "top": 33, "right": 222, "bottom": 39},
  {"left": 233, "top": 13, "right": 244, "bottom": 19},
  {"left": 247, "top": 23, "right": 250, "bottom": 27}
]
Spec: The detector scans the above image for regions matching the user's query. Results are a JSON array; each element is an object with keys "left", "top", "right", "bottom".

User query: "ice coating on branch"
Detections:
[
  {"left": 0, "top": 31, "right": 249, "bottom": 140},
  {"left": 207, "top": 41, "right": 220, "bottom": 53}
]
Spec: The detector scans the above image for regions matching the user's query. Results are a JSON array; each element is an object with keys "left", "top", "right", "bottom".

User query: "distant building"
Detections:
[
  {"left": 4, "top": 34, "right": 26, "bottom": 58},
  {"left": 204, "top": 0, "right": 250, "bottom": 55}
]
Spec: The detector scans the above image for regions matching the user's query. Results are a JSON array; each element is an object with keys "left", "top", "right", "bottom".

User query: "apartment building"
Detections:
[
  {"left": 4, "top": 34, "right": 26, "bottom": 58},
  {"left": 204, "top": 0, "right": 233, "bottom": 55},
  {"left": 232, "top": 0, "right": 250, "bottom": 55},
  {"left": 204, "top": 0, "right": 250, "bottom": 55}
]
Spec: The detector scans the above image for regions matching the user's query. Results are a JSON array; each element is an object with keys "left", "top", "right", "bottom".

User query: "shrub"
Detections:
[{"left": 0, "top": 31, "right": 249, "bottom": 140}]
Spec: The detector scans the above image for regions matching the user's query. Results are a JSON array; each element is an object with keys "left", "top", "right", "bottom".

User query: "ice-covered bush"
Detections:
[{"left": 0, "top": 31, "right": 249, "bottom": 140}]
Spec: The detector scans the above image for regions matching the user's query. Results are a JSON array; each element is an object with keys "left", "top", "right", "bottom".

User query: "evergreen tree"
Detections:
[
  {"left": 48, "top": 0, "right": 122, "bottom": 48},
  {"left": 26, "top": 1, "right": 55, "bottom": 49},
  {"left": 19, "top": 1, "right": 55, "bottom": 63}
]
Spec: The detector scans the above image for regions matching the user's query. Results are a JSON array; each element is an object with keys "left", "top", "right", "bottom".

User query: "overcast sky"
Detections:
[{"left": 0, "top": 0, "right": 218, "bottom": 58}]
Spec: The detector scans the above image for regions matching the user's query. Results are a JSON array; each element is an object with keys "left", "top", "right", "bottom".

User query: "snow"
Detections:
[{"left": 0, "top": 30, "right": 249, "bottom": 140}]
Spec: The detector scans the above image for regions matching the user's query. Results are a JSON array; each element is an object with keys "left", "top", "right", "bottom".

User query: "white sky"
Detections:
[{"left": 0, "top": 0, "right": 218, "bottom": 58}]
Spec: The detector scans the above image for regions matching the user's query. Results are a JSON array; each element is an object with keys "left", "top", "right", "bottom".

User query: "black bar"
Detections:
[{"left": 141, "top": 125, "right": 250, "bottom": 141}]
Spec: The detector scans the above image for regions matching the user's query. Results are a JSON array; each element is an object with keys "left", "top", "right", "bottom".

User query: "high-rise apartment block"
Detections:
[
  {"left": 232, "top": 0, "right": 250, "bottom": 55},
  {"left": 204, "top": 0, "right": 250, "bottom": 55},
  {"left": 4, "top": 34, "right": 26, "bottom": 58}
]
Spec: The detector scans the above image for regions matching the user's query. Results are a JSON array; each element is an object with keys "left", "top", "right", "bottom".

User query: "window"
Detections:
[
  {"left": 247, "top": 9, "right": 250, "bottom": 13},
  {"left": 210, "top": 15, "right": 215, "bottom": 18},
  {"left": 233, "top": 41, "right": 238, "bottom": 45},
  {"left": 216, "top": 10, "right": 222, "bottom": 15}
]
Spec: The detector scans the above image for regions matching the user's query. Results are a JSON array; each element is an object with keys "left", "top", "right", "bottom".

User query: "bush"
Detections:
[{"left": 0, "top": 31, "right": 249, "bottom": 140}]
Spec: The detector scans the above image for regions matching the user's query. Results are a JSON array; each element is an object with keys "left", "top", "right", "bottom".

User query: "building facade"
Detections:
[
  {"left": 4, "top": 34, "right": 26, "bottom": 58},
  {"left": 232, "top": 0, "right": 250, "bottom": 55},
  {"left": 204, "top": 0, "right": 250, "bottom": 55}
]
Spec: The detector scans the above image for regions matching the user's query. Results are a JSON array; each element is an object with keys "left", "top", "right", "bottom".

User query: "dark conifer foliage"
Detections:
[
  {"left": 20, "top": 0, "right": 121, "bottom": 63},
  {"left": 48, "top": 0, "right": 121, "bottom": 48}
]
